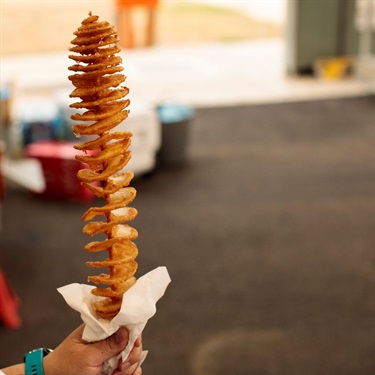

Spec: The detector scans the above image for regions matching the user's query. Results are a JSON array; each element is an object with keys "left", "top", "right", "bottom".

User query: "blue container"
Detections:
[
  {"left": 19, "top": 100, "right": 63, "bottom": 145},
  {"left": 157, "top": 103, "right": 194, "bottom": 167}
]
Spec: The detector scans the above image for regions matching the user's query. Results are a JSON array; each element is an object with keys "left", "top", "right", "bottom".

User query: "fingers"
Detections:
[
  {"left": 112, "top": 365, "right": 142, "bottom": 375},
  {"left": 134, "top": 334, "right": 142, "bottom": 347},
  {"left": 118, "top": 336, "right": 143, "bottom": 375},
  {"left": 92, "top": 327, "right": 129, "bottom": 363},
  {"left": 66, "top": 324, "right": 86, "bottom": 343},
  {"left": 114, "top": 328, "right": 129, "bottom": 346},
  {"left": 125, "top": 337, "right": 142, "bottom": 366},
  {"left": 122, "top": 362, "right": 141, "bottom": 375}
]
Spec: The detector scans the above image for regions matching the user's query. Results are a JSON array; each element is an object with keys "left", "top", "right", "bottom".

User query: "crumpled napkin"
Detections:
[{"left": 57, "top": 266, "right": 171, "bottom": 375}]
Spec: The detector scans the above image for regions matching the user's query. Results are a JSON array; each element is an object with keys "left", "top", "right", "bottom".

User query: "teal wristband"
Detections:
[{"left": 24, "top": 348, "right": 52, "bottom": 375}]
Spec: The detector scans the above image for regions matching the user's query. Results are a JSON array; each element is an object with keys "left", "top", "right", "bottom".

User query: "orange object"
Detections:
[
  {"left": 116, "top": 0, "right": 158, "bottom": 7},
  {"left": 115, "top": 0, "right": 159, "bottom": 48}
]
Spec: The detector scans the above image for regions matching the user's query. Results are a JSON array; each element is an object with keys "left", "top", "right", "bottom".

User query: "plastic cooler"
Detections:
[{"left": 25, "top": 141, "right": 96, "bottom": 201}]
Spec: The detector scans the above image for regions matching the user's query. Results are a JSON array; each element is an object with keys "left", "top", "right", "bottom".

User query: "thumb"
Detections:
[{"left": 91, "top": 327, "right": 129, "bottom": 363}]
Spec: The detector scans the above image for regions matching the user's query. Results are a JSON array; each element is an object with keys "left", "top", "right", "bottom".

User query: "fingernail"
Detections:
[
  {"left": 135, "top": 335, "right": 142, "bottom": 346},
  {"left": 115, "top": 327, "right": 128, "bottom": 344}
]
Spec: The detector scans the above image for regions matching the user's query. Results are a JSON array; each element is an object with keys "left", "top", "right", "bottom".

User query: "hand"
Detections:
[
  {"left": 113, "top": 335, "right": 143, "bottom": 375},
  {"left": 43, "top": 324, "right": 142, "bottom": 375}
]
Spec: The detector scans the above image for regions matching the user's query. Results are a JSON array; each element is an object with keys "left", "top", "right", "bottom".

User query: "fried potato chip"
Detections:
[
  {"left": 86, "top": 241, "right": 138, "bottom": 262},
  {"left": 70, "top": 30, "right": 117, "bottom": 46},
  {"left": 69, "top": 46, "right": 121, "bottom": 63},
  {"left": 72, "top": 110, "right": 129, "bottom": 136},
  {"left": 84, "top": 232, "right": 138, "bottom": 253},
  {"left": 77, "top": 152, "right": 131, "bottom": 182},
  {"left": 82, "top": 207, "right": 137, "bottom": 236},
  {"left": 69, "top": 35, "right": 119, "bottom": 54},
  {"left": 69, "top": 89, "right": 129, "bottom": 109},
  {"left": 81, "top": 171, "right": 134, "bottom": 198},
  {"left": 91, "top": 276, "right": 136, "bottom": 298},
  {"left": 75, "top": 138, "right": 131, "bottom": 168},
  {"left": 82, "top": 187, "right": 136, "bottom": 221},
  {"left": 70, "top": 100, "right": 129, "bottom": 121},
  {"left": 69, "top": 73, "right": 125, "bottom": 97},
  {"left": 69, "top": 12, "right": 139, "bottom": 319},
  {"left": 73, "top": 131, "right": 132, "bottom": 151}
]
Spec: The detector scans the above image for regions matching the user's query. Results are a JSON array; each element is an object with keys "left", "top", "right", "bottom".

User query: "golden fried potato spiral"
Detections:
[{"left": 69, "top": 12, "right": 138, "bottom": 319}]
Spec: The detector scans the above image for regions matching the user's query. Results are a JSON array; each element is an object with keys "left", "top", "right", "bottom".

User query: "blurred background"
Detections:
[{"left": 0, "top": 0, "right": 374, "bottom": 374}]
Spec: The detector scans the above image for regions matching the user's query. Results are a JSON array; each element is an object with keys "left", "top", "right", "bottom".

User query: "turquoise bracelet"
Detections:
[{"left": 24, "top": 348, "right": 52, "bottom": 375}]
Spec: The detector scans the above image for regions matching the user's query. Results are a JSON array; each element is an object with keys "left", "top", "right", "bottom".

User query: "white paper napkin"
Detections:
[{"left": 57, "top": 266, "right": 171, "bottom": 375}]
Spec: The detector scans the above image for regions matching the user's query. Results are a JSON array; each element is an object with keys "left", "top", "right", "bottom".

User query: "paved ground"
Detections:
[{"left": 1, "top": 96, "right": 374, "bottom": 375}]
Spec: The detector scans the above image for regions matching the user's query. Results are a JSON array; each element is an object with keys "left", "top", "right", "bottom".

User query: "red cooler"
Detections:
[{"left": 26, "top": 141, "right": 96, "bottom": 201}]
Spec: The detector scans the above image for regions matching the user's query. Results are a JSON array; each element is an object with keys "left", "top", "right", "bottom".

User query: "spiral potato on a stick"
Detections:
[{"left": 68, "top": 13, "right": 138, "bottom": 319}]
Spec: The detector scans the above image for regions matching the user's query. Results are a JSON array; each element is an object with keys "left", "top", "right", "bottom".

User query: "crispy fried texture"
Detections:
[{"left": 69, "top": 12, "right": 138, "bottom": 319}]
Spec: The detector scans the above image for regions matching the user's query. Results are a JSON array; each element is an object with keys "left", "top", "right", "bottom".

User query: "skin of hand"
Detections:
[
  {"left": 113, "top": 335, "right": 143, "bottom": 375},
  {"left": 2, "top": 325, "right": 142, "bottom": 375}
]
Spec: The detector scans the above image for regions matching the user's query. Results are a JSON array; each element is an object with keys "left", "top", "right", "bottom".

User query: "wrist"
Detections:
[
  {"left": 24, "top": 348, "right": 53, "bottom": 375},
  {"left": 41, "top": 352, "right": 55, "bottom": 375},
  {"left": 1, "top": 363, "right": 25, "bottom": 375}
]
